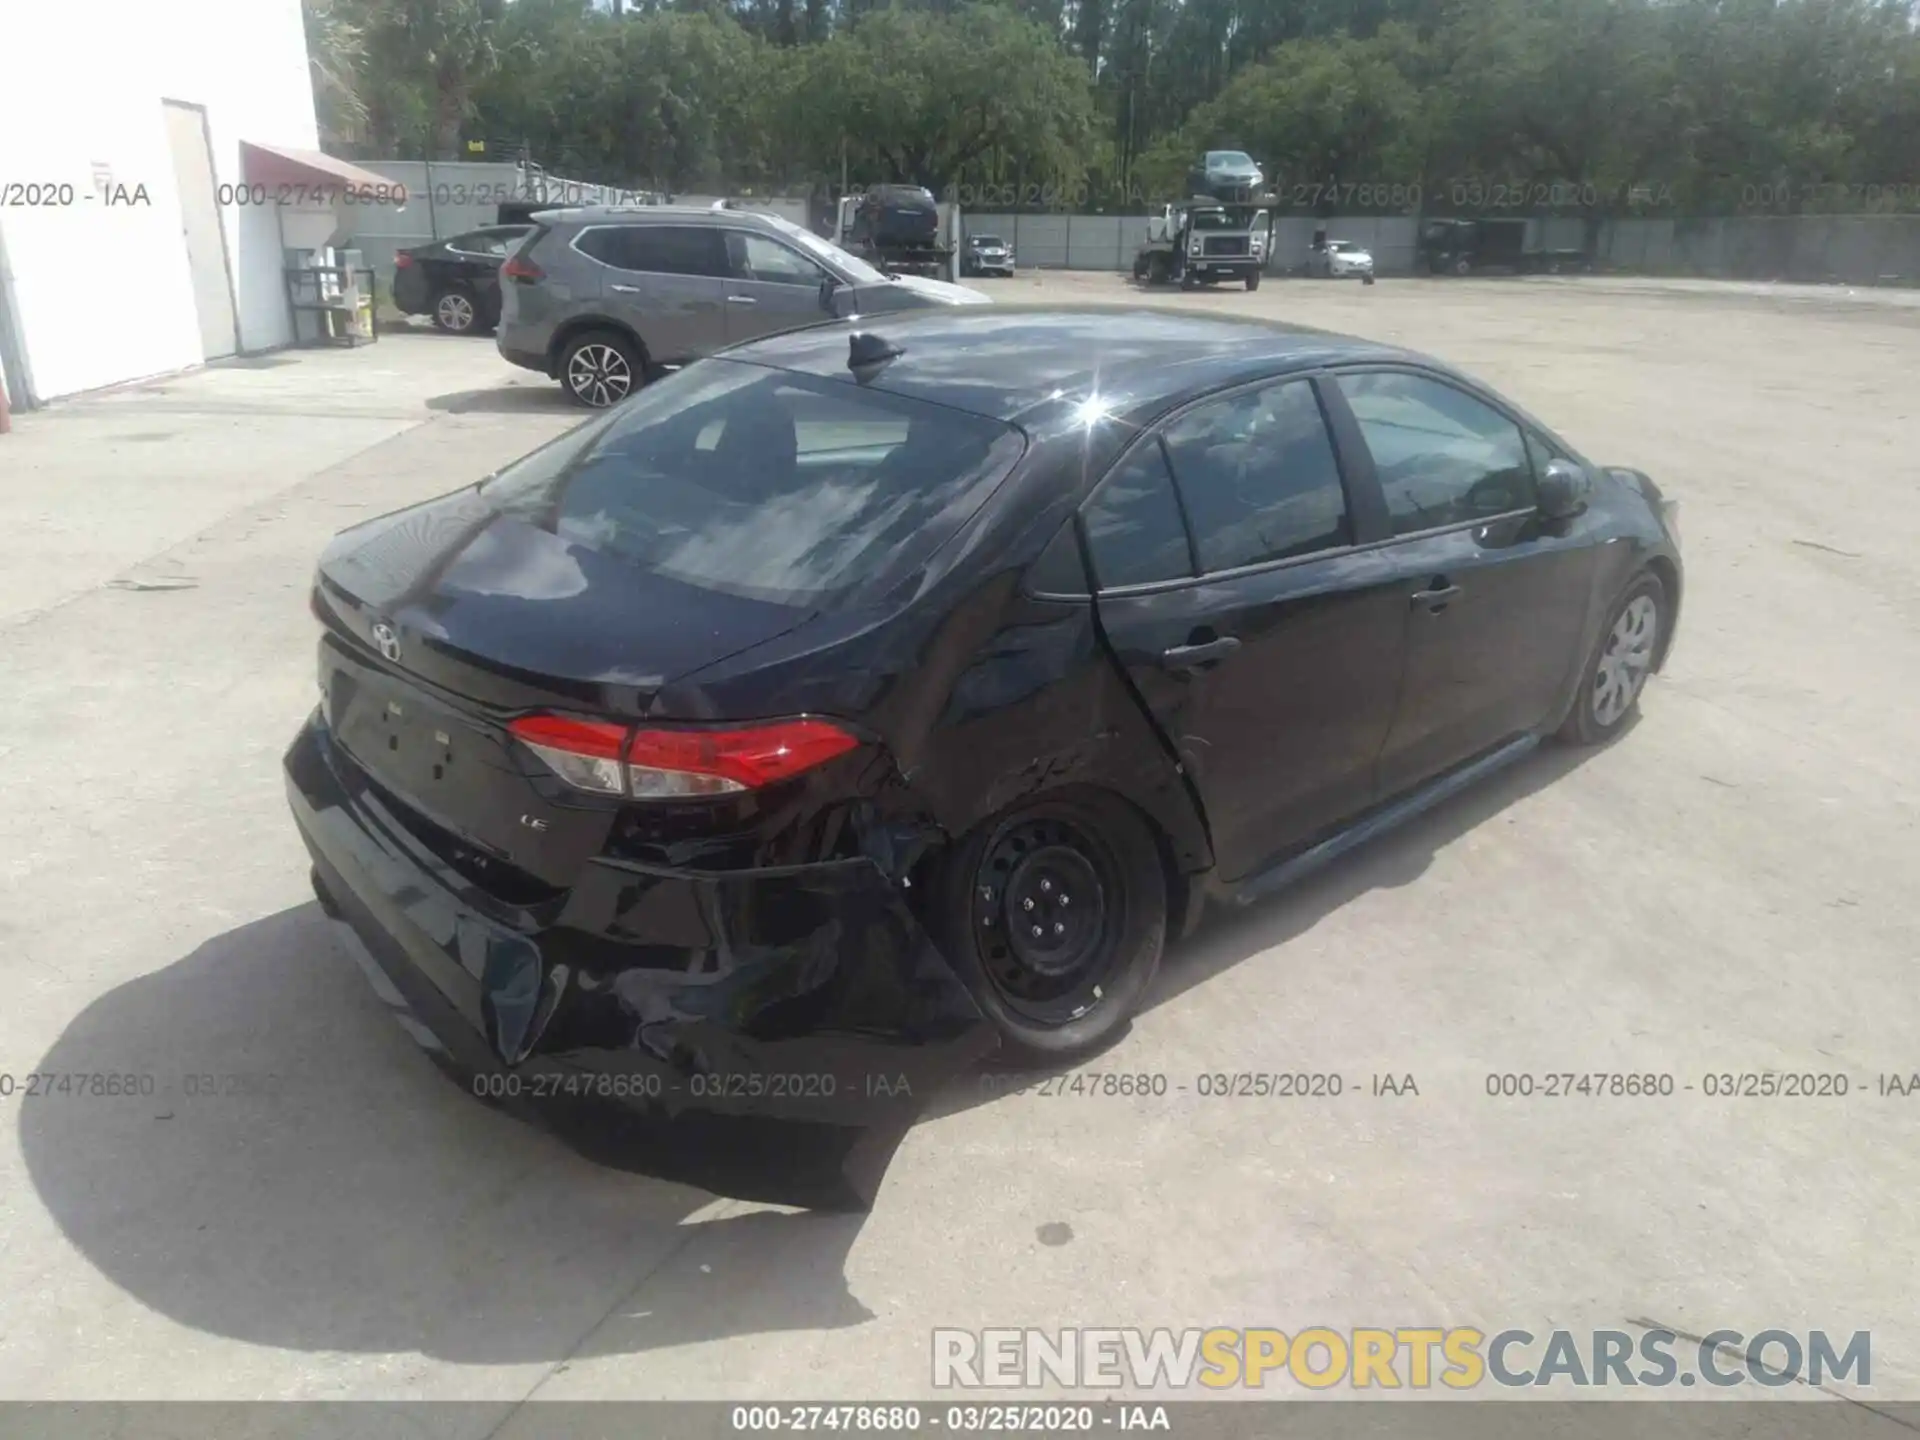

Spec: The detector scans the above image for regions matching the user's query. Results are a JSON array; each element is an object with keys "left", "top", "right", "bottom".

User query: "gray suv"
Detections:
[{"left": 497, "top": 205, "right": 992, "bottom": 407}]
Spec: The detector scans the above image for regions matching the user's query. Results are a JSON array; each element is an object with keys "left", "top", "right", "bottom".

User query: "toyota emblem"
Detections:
[{"left": 371, "top": 621, "right": 402, "bottom": 662}]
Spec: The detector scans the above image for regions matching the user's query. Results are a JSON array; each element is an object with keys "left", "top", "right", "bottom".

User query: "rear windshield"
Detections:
[{"left": 481, "top": 360, "right": 1024, "bottom": 609}]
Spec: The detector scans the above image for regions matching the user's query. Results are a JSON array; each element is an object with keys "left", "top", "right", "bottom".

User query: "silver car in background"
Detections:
[
  {"left": 496, "top": 205, "right": 991, "bottom": 407},
  {"left": 1309, "top": 239, "right": 1377, "bottom": 280}
]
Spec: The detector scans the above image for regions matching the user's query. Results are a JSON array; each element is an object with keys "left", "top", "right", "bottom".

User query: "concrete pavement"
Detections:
[{"left": 1, "top": 285, "right": 1915, "bottom": 1417}]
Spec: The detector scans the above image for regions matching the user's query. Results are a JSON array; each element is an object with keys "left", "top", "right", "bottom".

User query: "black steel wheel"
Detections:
[{"left": 934, "top": 790, "right": 1166, "bottom": 1064}]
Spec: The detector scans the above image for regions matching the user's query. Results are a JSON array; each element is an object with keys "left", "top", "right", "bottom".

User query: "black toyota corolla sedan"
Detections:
[{"left": 287, "top": 306, "right": 1680, "bottom": 1206}]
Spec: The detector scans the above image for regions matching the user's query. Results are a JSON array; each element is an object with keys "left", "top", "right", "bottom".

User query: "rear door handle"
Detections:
[
  {"left": 726, "top": 295, "right": 757, "bottom": 305},
  {"left": 609, "top": 283, "right": 640, "bottom": 294},
  {"left": 1160, "top": 637, "right": 1242, "bottom": 669},
  {"left": 1410, "top": 583, "right": 1462, "bottom": 610}
]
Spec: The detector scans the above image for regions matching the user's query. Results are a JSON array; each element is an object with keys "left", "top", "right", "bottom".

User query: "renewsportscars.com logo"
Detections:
[{"left": 931, "top": 1327, "right": 1871, "bottom": 1391}]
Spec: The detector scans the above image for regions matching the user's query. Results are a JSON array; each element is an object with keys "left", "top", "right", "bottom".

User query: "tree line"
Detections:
[{"left": 304, "top": 0, "right": 1920, "bottom": 215}]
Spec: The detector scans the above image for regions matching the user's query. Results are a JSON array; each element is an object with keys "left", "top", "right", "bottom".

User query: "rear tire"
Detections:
[
  {"left": 432, "top": 287, "right": 478, "bottom": 334},
  {"left": 558, "top": 329, "right": 643, "bottom": 409},
  {"left": 932, "top": 789, "right": 1167, "bottom": 1066},
  {"left": 1453, "top": 257, "right": 1472, "bottom": 276},
  {"left": 1556, "top": 571, "right": 1667, "bottom": 746}
]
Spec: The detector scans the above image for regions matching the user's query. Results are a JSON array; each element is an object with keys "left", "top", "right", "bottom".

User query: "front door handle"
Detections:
[
  {"left": 725, "top": 294, "right": 757, "bottom": 305},
  {"left": 1160, "top": 636, "right": 1242, "bottom": 669},
  {"left": 1410, "top": 582, "right": 1462, "bottom": 611},
  {"left": 609, "top": 283, "right": 640, "bottom": 294}
]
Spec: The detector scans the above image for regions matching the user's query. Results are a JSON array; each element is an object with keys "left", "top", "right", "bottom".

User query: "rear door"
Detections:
[
  {"left": 720, "top": 228, "right": 833, "bottom": 343},
  {"left": 573, "top": 223, "right": 729, "bottom": 362},
  {"left": 1089, "top": 375, "right": 1411, "bottom": 883},
  {"left": 1322, "top": 367, "right": 1598, "bottom": 796}
]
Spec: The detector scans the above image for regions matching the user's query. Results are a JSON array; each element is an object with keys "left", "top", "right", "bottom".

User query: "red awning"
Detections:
[{"left": 239, "top": 142, "right": 404, "bottom": 198}]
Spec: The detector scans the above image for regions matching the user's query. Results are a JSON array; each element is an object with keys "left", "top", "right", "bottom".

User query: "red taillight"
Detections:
[
  {"left": 626, "top": 720, "right": 861, "bottom": 798},
  {"left": 509, "top": 716, "right": 860, "bottom": 800},
  {"left": 394, "top": 252, "right": 414, "bottom": 269},
  {"left": 502, "top": 254, "right": 544, "bottom": 283},
  {"left": 508, "top": 715, "right": 629, "bottom": 796}
]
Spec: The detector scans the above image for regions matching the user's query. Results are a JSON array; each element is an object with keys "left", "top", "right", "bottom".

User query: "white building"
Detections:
[{"left": 0, "top": 0, "right": 389, "bottom": 409}]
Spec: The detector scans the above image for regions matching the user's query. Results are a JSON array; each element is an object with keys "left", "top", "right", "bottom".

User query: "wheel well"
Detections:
[
  {"left": 547, "top": 317, "right": 649, "bottom": 374},
  {"left": 1644, "top": 555, "right": 1681, "bottom": 669}
]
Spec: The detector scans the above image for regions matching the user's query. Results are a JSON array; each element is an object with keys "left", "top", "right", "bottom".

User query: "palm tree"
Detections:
[{"left": 305, "top": 0, "right": 370, "bottom": 150}]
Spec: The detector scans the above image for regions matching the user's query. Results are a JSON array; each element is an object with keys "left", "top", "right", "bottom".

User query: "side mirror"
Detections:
[
  {"left": 819, "top": 274, "right": 842, "bottom": 314},
  {"left": 1538, "top": 458, "right": 1593, "bottom": 519}
]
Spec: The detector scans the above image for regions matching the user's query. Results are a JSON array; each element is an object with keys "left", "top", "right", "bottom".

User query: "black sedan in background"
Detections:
[
  {"left": 391, "top": 225, "right": 532, "bottom": 333},
  {"left": 287, "top": 307, "right": 1681, "bottom": 1206}
]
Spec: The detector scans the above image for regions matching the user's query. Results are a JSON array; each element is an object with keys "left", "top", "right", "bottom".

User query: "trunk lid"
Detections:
[{"left": 313, "top": 487, "right": 813, "bottom": 889}]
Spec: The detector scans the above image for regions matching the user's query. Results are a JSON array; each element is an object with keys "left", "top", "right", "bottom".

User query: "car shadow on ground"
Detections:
[
  {"left": 18, "top": 902, "right": 872, "bottom": 1363},
  {"left": 20, "top": 734, "right": 1609, "bottom": 1360},
  {"left": 923, "top": 733, "right": 1611, "bottom": 1119},
  {"left": 427, "top": 385, "right": 578, "bottom": 415}
]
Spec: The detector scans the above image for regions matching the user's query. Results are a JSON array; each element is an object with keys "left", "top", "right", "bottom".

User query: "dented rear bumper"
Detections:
[{"left": 284, "top": 714, "right": 995, "bottom": 1209}]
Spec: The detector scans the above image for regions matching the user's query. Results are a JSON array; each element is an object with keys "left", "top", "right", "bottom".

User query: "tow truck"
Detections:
[
  {"left": 834, "top": 185, "right": 954, "bottom": 279},
  {"left": 1133, "top": 196, "right": 1272, "bottom": 290}
]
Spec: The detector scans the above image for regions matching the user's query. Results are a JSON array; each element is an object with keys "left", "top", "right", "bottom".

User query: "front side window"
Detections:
[
  {"left": 1334, "top": 372, "right": 1536, "bottom": 535},
  {"left": 727, "top": 230, "right": 826, "bottom": 286},
  {"left": 1525, "top": 429, "right": 1567, "bottom": 480},
  {"left": 758, "top": 212, "right": 886, "bottom": 285},
  {"left": 1160, "top": 379, "right": 1350, "bottom": 572},
  {"left": 482, "top": 360, "right": 1022, "bottom": 609},
  {"left": 1082, "top": 441, "right": 1193, "bottom": 589}
]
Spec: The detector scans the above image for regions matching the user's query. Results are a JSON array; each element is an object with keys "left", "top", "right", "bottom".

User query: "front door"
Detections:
[
  {"left": 1089, "top": 375, "right": 1410, "bottom": 883},
  {"left": 1323, "top": 368, "right": 1598, "bottom": 795},
  {"left": 721, "top": 229, "right": 834, "bottom": 344},
  {"left": 160, "top": 100, "right": 238, "bottom": 360}
]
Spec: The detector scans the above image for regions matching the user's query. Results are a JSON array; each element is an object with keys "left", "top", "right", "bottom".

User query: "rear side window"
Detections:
[
  {"left": 483, "top": 361, "right": 1023, "bottom": 608},
  {"left": 449, "top": 229, "right": 518, "bottom": 257},
  {"left": 1081, "top": 441, "right": 1193, "bottom": 589},
  {"left": 1161, "top": 379, "right": 1350, "bottom": 572},
  {"left": 575, "top": 224, "right": 726, "bottom": 278}
]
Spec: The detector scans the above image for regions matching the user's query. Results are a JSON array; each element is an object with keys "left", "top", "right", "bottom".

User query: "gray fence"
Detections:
[
  {"left": 338, "top": 162, "right": 816, "bottom": 295},
  {"left": 342, "top": 161, "right": 531, "bottom": 286},
  {"left": 963, "top": 210, "right": 1920, "bottom": 283},
  {"left": 1594, "top": 215, "right": 1920, "bottom": 283},
  {"left": 335, "top": 169, "right": 1920, "bottom": 287}
]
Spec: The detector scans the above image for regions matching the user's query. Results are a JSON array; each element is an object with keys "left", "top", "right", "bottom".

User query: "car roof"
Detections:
[
  {"left": 530, "top": 204, "right": 773, "bottom": 228},
  {"left": 723, "top": 306, "right": 1422, "bottom": 427}
]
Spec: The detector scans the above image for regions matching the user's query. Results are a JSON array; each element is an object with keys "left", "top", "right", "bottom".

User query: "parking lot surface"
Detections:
[{"left": 1, "top": 275, "right": 1916, "bottom": 1415}]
